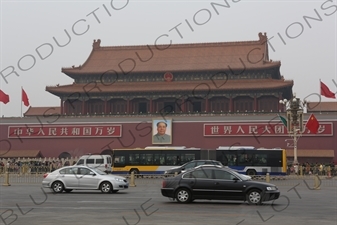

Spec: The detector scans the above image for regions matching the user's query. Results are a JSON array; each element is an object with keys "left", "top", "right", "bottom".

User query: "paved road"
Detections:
[{"left": 0, "top": 179, "right": 336, "bottom": 225}]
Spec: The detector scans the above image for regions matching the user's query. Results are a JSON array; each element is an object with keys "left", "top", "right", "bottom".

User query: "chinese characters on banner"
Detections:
[
  {"left": 8, "top": 124, "right": 122, "bottom": 138},
  {"left": 204, "top": 123, "right": 333, "bottom": 136}
]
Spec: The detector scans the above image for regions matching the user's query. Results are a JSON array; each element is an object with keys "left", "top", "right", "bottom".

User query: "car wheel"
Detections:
[
  {"left": 175, "top": 188, "right": 192, "bottom": 203},
  {"left": 100, "top": 182, "right": 112, "bottom": 193},
  {"left": 51, "top": 181, "right": 64, "bottom": 193},
  {"left": 247, "top": 189, "right": 262, "bottom": 205},
  {"left": 64, "top": 189, "right": 73, "bottom": 193}
]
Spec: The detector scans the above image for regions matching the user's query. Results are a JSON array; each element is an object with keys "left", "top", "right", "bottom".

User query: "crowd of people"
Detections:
[
  {"left": 0, "top": 159, "right": 77, "bottom": 174},
  {"left": 288, "top": 162, "right": 336, "bottom": 176}
]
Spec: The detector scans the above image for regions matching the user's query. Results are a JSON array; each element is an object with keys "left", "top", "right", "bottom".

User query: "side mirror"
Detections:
[
  {"left": 89, "top": 172, "right": 96, "bottom": 176},
  {"left": 233, "top": 177, "right": 240, "bottom": 182}
]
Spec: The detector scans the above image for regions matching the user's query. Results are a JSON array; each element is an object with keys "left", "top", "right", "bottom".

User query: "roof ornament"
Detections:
[
  {"left": 258, "top": 32, "right": 267, "bottom": 43},
  {"left": 93, "top": 39, "right": 101, "bottom": 49}
]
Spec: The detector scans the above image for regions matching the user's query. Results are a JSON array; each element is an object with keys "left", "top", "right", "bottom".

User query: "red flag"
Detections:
[
  {"left": 22, "top": 88, "right": 30, "bottom": 107},
  {"left": 305, "top": 114, "right": 319, "bottom": 134},
  {"left": 0, "top": 90, "right": 10, "bottom": 104},
  {"left": 320, "top": 81, "right": 336, "bottom": 99}
]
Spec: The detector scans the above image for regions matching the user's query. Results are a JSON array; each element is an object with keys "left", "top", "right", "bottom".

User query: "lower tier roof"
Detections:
[{"left": 46, "top": 79, "right": 293, "bottom": 95}]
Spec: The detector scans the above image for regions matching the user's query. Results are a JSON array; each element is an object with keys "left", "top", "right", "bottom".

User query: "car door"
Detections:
[
  {"left": 183, "top": 168, "right": 213, "bottom": 199},
  {"left": 59, "top": 167, "right": 79, "bottom": 188},
  {"left": 211, "top": 169, "right": 245, "bottom": 200},
  {"left": 77, "top": 167, "right": 101, "bottom": 189}
]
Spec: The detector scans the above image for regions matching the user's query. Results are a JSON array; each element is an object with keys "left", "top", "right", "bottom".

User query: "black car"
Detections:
[
  {"left": 164, "top": 160, "right": 223, "bottom": 175},
  {"left": 161, "top": 166, "right": 280, "bottom": 204}
]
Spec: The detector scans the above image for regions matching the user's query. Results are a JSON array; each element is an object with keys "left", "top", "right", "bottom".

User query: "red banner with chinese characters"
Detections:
[
  {"left": 204, "top": 122, "right": 333, "bottom": 136},
  {"left": 8, "top": 124, "right": 122, "bottom": 138}
]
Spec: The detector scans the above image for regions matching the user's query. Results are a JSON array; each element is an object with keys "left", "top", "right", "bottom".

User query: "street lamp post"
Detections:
[{"left": 279, "top": 93, "right": 306, "bottom": 174}]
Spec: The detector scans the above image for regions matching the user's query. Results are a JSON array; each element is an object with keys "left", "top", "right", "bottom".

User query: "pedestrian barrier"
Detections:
[
  {"left": 326, "top": 166, "right": 332, "bottom": 179},
  {"left": 2, "top": 166, "right": 11, "bottom": 186},
  {"left": 313, "top": 175, "right": 321, "bottom": 190},
  {"left": 0, "top": 173, "right": 336, "bottom": 188}
]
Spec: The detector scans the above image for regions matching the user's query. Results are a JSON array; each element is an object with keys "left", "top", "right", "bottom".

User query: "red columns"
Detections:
[
  {"left": 127, "top": 99, "right": 130, "bottom": 114},
  {"left": 254, "top": 96, "right": 257, "bottom": 112},
  {"left": 82, "top": 100, "right": 85, "bottom": 115},
  {"left": 104, "top": 99, "right": 108, "bottom": 114},
  {"left": 60, "top": 98, "right": 64, "bottom": 115},
  {"left": 150, "top": 98, "right": 153, "bottom": 113}
]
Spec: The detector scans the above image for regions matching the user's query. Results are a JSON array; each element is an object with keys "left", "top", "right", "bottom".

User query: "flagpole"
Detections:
[
  {"left": 319, "top": 79, "right": 321, "bottom": 114},
  {"left": 21, "top": 87, "right": 23, "bottom": 118},
  {"left": 319, "top": 79, "right": 321, "bottom": 97}
]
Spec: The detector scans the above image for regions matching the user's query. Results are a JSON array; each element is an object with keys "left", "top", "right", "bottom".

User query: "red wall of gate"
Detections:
[{"left": 0, "top": 117, "right": 336, "bottom": 162}]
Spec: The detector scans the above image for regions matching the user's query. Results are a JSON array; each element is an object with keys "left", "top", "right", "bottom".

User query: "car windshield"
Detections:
[
  {"left": 89, "top": 167, "right": 107, "bottom": 175},
  {"left": 230, "top": 170, "right": 251, "bottom": 180}
]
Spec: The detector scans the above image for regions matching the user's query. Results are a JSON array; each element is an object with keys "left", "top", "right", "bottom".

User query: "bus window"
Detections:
[
  {"left": 129, "top": 153, "right": 140, "bottom": 165},
  {"left": 154, "top": 153, "right": 165, "bottom": 165},
  {"left": 216, "top": 151, "right": 236, "bottom": 166},
  {"left": 167, "top": 154, "right": 180, "bottom": 165},
  {"left": 253, "top": 153, "right": 267, "bottom": 166},
  {"left": 181, "top": 153, "right": 196, "bottom": 164},
  {"left": 238, "top": 153, "right": 254, "bottom": 166},
  {"left": 227, "top": 154, "right": 237, "bottom": 166},
  {"left": 165, "top": 154, "right": 172, "bottom": 165},
  {"left": 113, "top": 155, "right": 125, "bottom": 167},
  {"left": 141, "top": 154, "right": 153, "bottom": 165},
  {"left": 140, "top": 154, "right": 147, "bottom": 165}
]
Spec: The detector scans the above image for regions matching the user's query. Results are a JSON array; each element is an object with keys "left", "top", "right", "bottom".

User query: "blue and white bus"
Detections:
[
  {"left": 215, "top": 146, "right": 287, "bottom": 175},
  {"left": 112, "top": 146, "right": 287, "bottom": 175}
]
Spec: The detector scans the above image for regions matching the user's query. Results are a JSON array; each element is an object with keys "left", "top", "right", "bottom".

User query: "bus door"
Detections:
[{"left": 112, "top": 151, "right": 126, "bottom": 170}]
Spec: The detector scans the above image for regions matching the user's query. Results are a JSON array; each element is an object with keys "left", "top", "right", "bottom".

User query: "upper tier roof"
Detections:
[{"left": 62, "top": 33, "right": 280, "bottom": 75}]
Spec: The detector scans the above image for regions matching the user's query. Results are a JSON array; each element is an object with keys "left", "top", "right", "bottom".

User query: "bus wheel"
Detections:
[
  {"left": 129, "top": 169, "right": 139, "bottom": 175},
  {"left": 246, "top": 170, "right": 256, "bottom": 176}
]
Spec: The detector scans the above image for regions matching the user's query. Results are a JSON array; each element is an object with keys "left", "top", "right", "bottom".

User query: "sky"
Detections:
[{"left": 0, "top": 0, "right": 336, "bottom": 117}]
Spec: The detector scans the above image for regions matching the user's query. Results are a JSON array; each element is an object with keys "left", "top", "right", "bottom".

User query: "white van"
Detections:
[{"left": 76, "top": 154, "right": 112, "bottom": 173}]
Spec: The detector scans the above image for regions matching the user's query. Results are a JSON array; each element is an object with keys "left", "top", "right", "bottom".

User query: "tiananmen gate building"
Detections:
[{"left": 0, "top": 33, "right": 336, "bottom": 164}]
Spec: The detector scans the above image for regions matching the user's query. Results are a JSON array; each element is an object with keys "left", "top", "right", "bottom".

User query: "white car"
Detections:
[
  {"left": 76, "top": 154, "right": 112, "bottom": 173},
  {"left": 42, "top": 165, "right": 128, "bottom": 193}
]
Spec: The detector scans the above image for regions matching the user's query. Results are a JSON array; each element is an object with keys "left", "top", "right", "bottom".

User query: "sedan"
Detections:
[
  {"left": 164, "top": 160, "right": 223, "bottom": 175},
  {"left": 42, "top": 165, "right": 129, "bottom": 193},
  {"left": 161, "top": 166, "right": 280, "bottom": 204}
]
